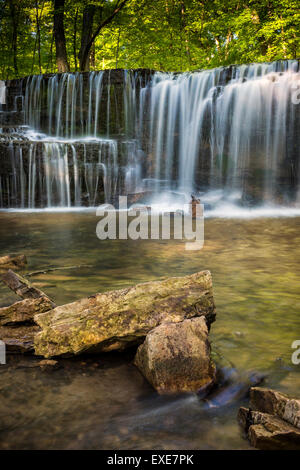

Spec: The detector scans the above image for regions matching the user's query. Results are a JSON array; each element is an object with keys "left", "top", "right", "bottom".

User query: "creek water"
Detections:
[{"left": 0, "top": 211, "right": 299, "bottom": 449}]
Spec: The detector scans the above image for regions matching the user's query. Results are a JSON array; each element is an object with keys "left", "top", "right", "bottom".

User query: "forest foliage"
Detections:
[{"left": 0, "top": 0, "right": 299, "bottom": 79}]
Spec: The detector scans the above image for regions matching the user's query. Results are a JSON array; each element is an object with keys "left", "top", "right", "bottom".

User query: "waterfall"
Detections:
[
  {"left": 0, "top": 81, "right": 6, "bottom": 107},
  {"left": 0, "top": 61, "right": 299, "bottom": 209},
  {"left": 146, "top": 60, "right": 300, "bottom": 205}
]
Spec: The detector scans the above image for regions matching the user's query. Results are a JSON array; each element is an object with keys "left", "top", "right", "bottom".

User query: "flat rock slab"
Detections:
[
  {"left": 34, "top": 270, "right": 216, "bottom": 358},
  {"left": 0, "top": 325, "right": 40, "bottom": 353},
  {"left": 134, "top": 316, "right": 216, "bottom": 394},
  {"left": 250, "top": 387, "right": 300, "bottom": 429},
  {"left": 0, "top": 269, "right": 56, "bottom": 353},
  {"left": 0, "top": 296, "right": 55, "bottom": 326},
  {"left": 238, "top": 407, "right": 300, "bottom": 450}
]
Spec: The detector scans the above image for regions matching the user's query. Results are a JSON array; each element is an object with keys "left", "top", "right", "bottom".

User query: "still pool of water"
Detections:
[{"left": 0, "top": 212, "right": 299, "bottom": 449}]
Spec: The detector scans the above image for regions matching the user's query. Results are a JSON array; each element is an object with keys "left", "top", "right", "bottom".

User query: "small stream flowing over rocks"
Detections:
[{"left": 0, "top": 61, "right": 299, "bottom": 210}]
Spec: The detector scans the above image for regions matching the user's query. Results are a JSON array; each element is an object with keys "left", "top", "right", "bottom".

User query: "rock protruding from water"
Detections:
[
  {"left": 250, "top": 387, "right": 300, "bottom": 429},
  {"left": 0, "top": 269, "right": 55, "bottom": 353},
  {"left": 34, "top": 270, "right": 216, "bottom": 358},
  {"left": 0, "top": 324, "right": 40, "bottom": 354},
  {"left": 0, "top": 297, "right": 55, "bottom": 326},
  {"left": 238, "top": 387, "right": 300, "bottom": 450},
  {"left": 134, "top": 316, "right": 216, "bottom": 394}
]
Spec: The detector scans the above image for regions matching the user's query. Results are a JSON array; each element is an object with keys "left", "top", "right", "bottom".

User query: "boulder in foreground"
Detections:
[
  {"left": 238, "top": 387, "right": 300, "bottom": 450},
  {"left": 34, "top": 270, "right": 216, "bottom": 358},
  {"left": 238, "top": 407, "right": 300, "bottom": 450},
  {"left": 250, "top": 387, "right": 300, "bottom": 429},
  {"left": 134, "top": 316, "right": 216, "bottom": 394}
]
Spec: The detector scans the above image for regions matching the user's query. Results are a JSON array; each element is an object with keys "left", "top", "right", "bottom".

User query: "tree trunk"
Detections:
[
  {"left": 115, "top": 28, "right": 121, "bottom": 68},
  {"left": 73, "top": 7, "right": 79, "bottom": 71},
  {"left": 79, "top": 0, "right": 129, "bottom": 72},
  {"left": 9, "top": 0, "right": 18, "bottom": 76},
  {"left": 53, "top": 0, "right": 69, "bottom": 72},
  {"left": 35, "top": 0, "right": 43, "bottom": 74},
  {"left": 78, "top": 4, "right": 96, "bottom": 72}
]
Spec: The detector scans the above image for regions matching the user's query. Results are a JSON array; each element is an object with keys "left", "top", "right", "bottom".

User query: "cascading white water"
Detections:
[
  {"left": 0, "top": 61, "right": 299, "bottom": 209},
  {"left": 0, "top": 81, "right": 6, "bottom": 107},
  {"left": 147, "top": 60, "right": 299, "bottom": 205},
  {"left": 9, "top": 70, "right": 144, "bottom": 208}
]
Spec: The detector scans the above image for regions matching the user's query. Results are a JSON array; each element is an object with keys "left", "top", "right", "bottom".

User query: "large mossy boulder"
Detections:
[
  {"left": 134, "top": 316, "right": 216, "bottom": 394},
  {"left": 34, "top": 270, "right": 216, "bottom": 358}
]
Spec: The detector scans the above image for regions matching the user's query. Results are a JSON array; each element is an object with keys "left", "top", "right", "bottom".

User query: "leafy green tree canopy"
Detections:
[{"left": 0, "top": 0, "right": 299, "bottom": 79}]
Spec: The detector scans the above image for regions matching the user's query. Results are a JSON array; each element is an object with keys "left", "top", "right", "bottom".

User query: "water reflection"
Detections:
[{"left": 0, "top": 212, "right": 299, "bottom": 449}]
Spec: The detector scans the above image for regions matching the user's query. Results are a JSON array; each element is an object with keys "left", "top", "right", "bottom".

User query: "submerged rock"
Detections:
[
  {"left": 203, "top": 369, "right": 265, "bottom": 408},
  {"left": 238, "top": 387, "right": 300, "bottom": 450},
  {"left": 34, "top": 270, "right": 216, "bottom": 358},
  {"left": 134, "top": 316, "right": 216, "bottom": 394},
  {"left": 38, "top": 359, "right": 59, "bottom": 371},
  {"left": 0, "top": 254, "right": 27, "bottom": 269}
]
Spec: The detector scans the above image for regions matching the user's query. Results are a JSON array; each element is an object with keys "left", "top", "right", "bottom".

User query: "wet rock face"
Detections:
[
  {"left": 34, "top": 270, "right": 216, "bottom": 358},
  {"left": 238, "top": 387, "right": 300, "bottom": 450},
  {"left": 250, "top": 387, "right": 300, "bottom": 430},
  {"left": 134, "top": 316, "right": 216, "bottom": 394},
  {"left": 0, "top": 297, "right": 54, "bottom": 327},
  {"left": 238, "top": 407, "right": 300, "bottom": 450},
  {"left": 0, "top": 324, "right": 40, "bottom": 354},
  {"left": 0, "top": 270, "right": 55, "bottom": 353}
]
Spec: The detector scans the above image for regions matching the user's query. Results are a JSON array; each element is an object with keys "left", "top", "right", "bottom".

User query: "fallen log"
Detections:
[
  {"left": 2, "top": 269, "right": 56, "bottom": 306},
  {"left": 0, "top": 296, "right": 55, "bottom": 326},
  {"left": 34, "top": 270, "right": 216, "bottom": 358},
  {"left": 0, "top": 254, "right": 27, "bottom": 269}
]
